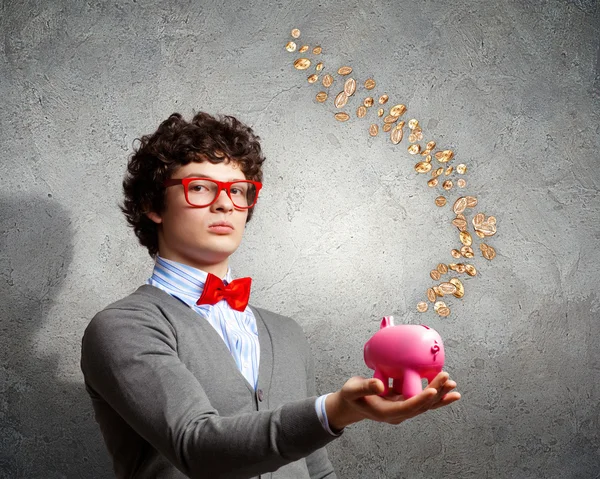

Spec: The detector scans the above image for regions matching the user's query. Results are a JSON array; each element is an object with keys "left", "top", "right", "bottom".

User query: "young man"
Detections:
[{"left": 81, "top": 112, "right": 460, "bottom": 479}]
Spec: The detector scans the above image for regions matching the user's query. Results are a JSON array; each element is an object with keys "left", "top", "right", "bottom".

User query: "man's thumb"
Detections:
[{"left": 343, "top": 377, "right": 384, "bottom": 400}]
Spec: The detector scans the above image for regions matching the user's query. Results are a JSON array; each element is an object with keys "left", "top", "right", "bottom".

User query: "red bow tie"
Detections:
[{"left": 196, "top": 273, "right": 252, "bottom": 312}]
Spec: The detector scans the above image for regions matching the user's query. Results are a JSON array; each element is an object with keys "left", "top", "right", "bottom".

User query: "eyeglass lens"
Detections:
[{"left": 186, "top": 180, "right": 256, "bottom": 208}]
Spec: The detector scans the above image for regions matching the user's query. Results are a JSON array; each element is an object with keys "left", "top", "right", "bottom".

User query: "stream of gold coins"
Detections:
[{"left": 285, "top": 28, "right": 498, "bottom": 318}]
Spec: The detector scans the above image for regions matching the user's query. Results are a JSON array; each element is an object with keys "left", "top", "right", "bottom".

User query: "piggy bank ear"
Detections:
[{"left": 380, "top": 316, "right": 395, "bottom": 329}]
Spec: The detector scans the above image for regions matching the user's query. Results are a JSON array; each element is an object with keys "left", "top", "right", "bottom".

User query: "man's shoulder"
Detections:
[
  {"left": 250, "top": 305, "right": 306, "bottom": 337},
  {"left": 87, "top": 285, "right": 182, "bottom": 332},
  {"left": 93, "top": 284, "right": 172, "bottom": 315}
]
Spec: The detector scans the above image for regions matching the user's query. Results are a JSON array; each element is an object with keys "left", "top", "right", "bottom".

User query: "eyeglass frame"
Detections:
[{"left": 163, "top": 177, "right": 263, "bottom": 209}]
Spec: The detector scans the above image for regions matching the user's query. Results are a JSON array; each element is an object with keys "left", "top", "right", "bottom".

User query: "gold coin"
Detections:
[
  {"left": 316, "top": 62, "right": 324, "bottom": 71},
  {"left": 334, "top": 91, "right": 348, "bottom": 108},
  {"left": 457, "top": 178, "right": 467, "bottom": 188},
  {"left": 377, "top": 108, "right": 384, "bottom": 117},
  {"left": 285, "top": 41, "right": 297, "bottom": 52},
  {"left": 476, "top": 230, "right": 486, "bottom": 239},
  {"left": 434, "top": 301, "right": 447, "bottom": 312},
  {"left": 465, "top": 196, "right": 478, "bottom": 208},
  {"left": 465, "top": 264, "right": 477, "bottom": 276},
  {"left": 364, "top": 97, "right": 374, "bottom": 107},
  {"left": 460, "top": 246, "right": 475, "bottom": 258},
  {"left": 383, "top": 115, "right": 398, "bottom": 124},
  {"left": 453, "top": 197, "right": 467, "bottom": 215},
  {"left": 472, "top": 213, "right": 485, "bottom": 228},
  {"left": 480, "top": 243, "right": 496, "bottom": 260},
  {"left": 369, "top": 124, "right": 379, "bottom": 137},
  {"left": 477, "top": 224, "right": 497, "bottom": 237},
  {"left": 430, "top": 269, "right": 441, "bottom": 281},
  {"left": 291, "top": 28, "right": 301, "bottom": 38},
  {"left": 313, "top": 46, "right": 322, "bottom": 55},
  {"left": 449, "top": 278, "right": 464, "bottom": 298},
  {"left": 437, "top": 263, "right": 449, "bottom": 274},
  {"left": 432, "top": 167, "right": 443, "bottom": 178},
  {"left": 415, "top": 161, "right": 432, "bottom": 173},
  {"left": 433, "top": 286, "right": 443, "bottom": 297},
  {"left": 338, "top": 66, "right": 353, "bottom": 75},
  {"left": 439, "top": 282, "right": 457, "bottom": 295},
  {"left": 459, "top": 231, "right": 473, "bottom": 246},
  {"left": 413, "top": 129, "right": 423, "bottom": 141},
  {"left": 435, "top": 150, "right": 454, "bottom": 163},
  {"left": 390, "top": 125, "right": 404, "bottom": 144},
  {"left": 390, "top": 104, "right": 407, "bottom": 117},
  {"left": 322, "top": 74, "right": 334, "bottom": 88},
  {"left": 445, "top": 166, "right": 454, "bottom": 176},
  {"left": 452, "top": 218, "right": 467, "bottom": 232},
  {"left": 356, "top": 105, "right": 367, "bottom": 118},
  {"left": 442, "top": 180, "right": 453, "bottom": 191},
  {"left": 448, "top": 263, "right": 458, "bottom": 271},
  {"left": 427, "top": 288, "right": 436, "bottom": 302},
  {"left": 426, "top": 141, "right": 436, "bottom": 150},
  {"left": 408, "top": 144, "right": 421, "bottom": 155},
  {"left": 382, "top": 123, "right": 392, "bottom": 132},
  {"left": 456, "top": 213, "right": 466, "bottom": 220},
  {"left": 488, "top": 216, "right": 497, "bottom": 225},
  {"left": 417, "top": 302, "right": 428, "bottom": 313},
  {"left": 316, "top": 91, "right": 328, "bottom": 103},
  {"left": 364, "top": 78, "right": 376, "bottom": 90},
  {"left": 294, "top": 58, "right": 311, "bottom": 70},
  {"left": 378, "top": 94, "right": 389, "bottom": 104},
  {"left": 424, "top": 154, "right": 432, "bottom": 163},
  {"left": 456, "top": 163, "right": 467, "bottom": 174},
  {"left": 344, "top": 78, "right": 357, "bottom": 96},
  {"left": 307, "top": 74, "right": 318, "bottom": 83},
  {"left": 299, "top": 45, "right": 309, "bottom": 53},
  {"left": 427, "top": 178, "right": 438, "bottom": 188},
  {"left": 408, "top": 133, "right": 418, "bottom": 143},
  {"left": 334, "top": 112, "right": 350, "bottom": 122},
  {"left": 451, "top": 249, "right": 461, "bottom": 259},
  {"left": 437, "top": 307, "right": 451, "bottom": 317},
  {"left": 435, "top": 196, "right": 447, "bottom": 207},
  {"left": 455, "top": 263, "right": 466, "bottom": 274},
  {"left": 408, "top": 119, "right": 419, "bottom": 130}
]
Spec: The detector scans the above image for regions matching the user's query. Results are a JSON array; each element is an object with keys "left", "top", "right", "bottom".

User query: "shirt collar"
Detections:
[{"left": 150, "top": 255, "right": 233, "bottom": 301}]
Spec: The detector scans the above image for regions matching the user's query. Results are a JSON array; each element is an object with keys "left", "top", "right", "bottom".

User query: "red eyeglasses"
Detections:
[{"left": 164, "top": 178, "right": 262, "bottom": 209}]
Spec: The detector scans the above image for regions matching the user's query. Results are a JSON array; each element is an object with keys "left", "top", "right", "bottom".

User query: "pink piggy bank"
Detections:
[{"left": 364, "top": 316, "right": 445, "bottom": 398}]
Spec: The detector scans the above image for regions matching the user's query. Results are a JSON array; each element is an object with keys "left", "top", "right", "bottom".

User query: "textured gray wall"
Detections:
[{"left": 1, "top": 0, "right": 599, "bottom": 478}]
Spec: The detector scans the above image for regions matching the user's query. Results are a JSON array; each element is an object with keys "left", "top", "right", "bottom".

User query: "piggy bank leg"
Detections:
[
  {"left": 373, "top": 369, "right": 389, "bottom": 396},
  {"left": 392, "top": 373, "right": 404, "bottom": 395},
  {"left": 401, "top": 369, "right": 424, "bottom": 399}
]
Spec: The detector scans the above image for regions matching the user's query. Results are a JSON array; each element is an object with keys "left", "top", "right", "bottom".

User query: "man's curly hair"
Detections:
[{"left": 121, "top": 112, "right": 266, "bottom": 257}]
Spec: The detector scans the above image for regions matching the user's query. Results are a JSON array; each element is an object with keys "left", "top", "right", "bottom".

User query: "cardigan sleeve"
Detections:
[
  {"left": 304, "top": 341, "right": 338, "bottom": 478},
  {"left": 80, "top": 305, "right": 337, "bottom": 479}
]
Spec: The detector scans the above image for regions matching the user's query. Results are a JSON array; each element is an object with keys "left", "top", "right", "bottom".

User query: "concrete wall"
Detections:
[{"left": 1, "top": 0, "right": 598, "bottom": 477}]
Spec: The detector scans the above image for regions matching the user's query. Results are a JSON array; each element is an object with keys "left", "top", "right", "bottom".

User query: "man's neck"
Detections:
[{"left": 157, "top": 253, "right": 229, "bottom": 279}]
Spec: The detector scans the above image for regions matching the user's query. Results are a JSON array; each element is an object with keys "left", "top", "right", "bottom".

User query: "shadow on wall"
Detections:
[{"left": 0, "top": 196, "right": 111, "bottom": 478}]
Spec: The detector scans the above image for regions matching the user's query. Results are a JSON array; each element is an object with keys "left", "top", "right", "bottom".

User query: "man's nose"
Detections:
[{"left": 212, "top": 189, "right": 234, "bottom": 210}]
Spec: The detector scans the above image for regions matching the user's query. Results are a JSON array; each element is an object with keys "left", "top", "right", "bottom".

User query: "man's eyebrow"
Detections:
[{"left": 182, "top": 173, "right": 246, "bottom": 181}]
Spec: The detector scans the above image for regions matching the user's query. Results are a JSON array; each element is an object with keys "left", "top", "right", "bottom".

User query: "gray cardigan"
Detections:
[{"left": 80, "top": 285, "right": 338, "bottom": 479}]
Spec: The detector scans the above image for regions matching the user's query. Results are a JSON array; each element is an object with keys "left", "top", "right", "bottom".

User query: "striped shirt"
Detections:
[
  {"left": 147, "top": 256, "right": 260, "bottom": 388},
  {"left": 146, "top": 256, "right": 339, "bottom": 436}
]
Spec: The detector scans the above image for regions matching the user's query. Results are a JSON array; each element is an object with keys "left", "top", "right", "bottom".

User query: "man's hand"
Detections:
[{"left": 325, "top": 372, "right": 460, "bottom": 431}]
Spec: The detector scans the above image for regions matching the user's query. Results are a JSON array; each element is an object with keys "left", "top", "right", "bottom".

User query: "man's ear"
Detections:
[{"left": 146, "top": 211, "right": 163, "bottom": 224}]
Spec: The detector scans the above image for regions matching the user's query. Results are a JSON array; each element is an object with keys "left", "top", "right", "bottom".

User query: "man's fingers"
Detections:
[{"left": 342, "top": 377, "right": 385, "bottom": 400}]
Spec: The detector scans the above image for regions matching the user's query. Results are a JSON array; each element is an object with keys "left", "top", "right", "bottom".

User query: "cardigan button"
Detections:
[{"left": 257, "top": 389, "right": 264, "bottom": 402}]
